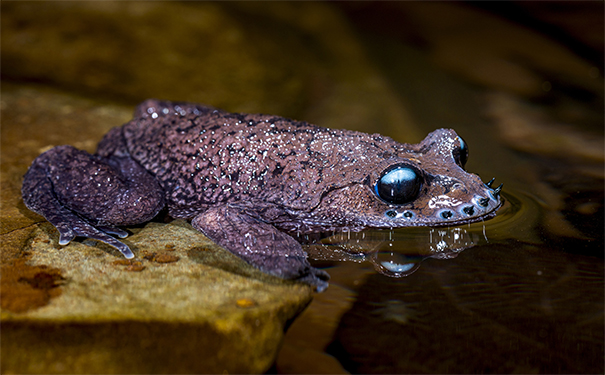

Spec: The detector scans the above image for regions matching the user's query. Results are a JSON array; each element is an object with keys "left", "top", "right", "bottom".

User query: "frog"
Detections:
[{"left": 22, "top": 100, "right": 503, "bottom": 291}]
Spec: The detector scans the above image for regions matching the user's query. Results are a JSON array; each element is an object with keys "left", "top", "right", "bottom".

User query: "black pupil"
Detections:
[
  {"left": 375, "top": 166, "right": 421, "bottom": 204},
  {"left": 453, "top": 137, "right": 469, "bottom": 168}
]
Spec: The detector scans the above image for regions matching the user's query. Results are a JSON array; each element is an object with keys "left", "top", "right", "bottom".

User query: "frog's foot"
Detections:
[
  {"left": 54, "top": 215, "right": 135, "bottom": 258},
  {"left": 192, "top": 205, "right": 330, "bottom": 291},
  {"left": 22, "top": 145, "right": 164, "bottom": 259}
]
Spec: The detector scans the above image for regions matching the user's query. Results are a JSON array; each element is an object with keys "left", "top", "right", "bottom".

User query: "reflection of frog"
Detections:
[
  {"left": 22, "top": 100, "right": 502, "bottom": 291},
  {"left": 305, "top": 226, "right": 483, "bottom": 278}
]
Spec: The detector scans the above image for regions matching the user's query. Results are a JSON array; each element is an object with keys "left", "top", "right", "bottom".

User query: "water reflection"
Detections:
[
  {"left": 306, "top": 226, "right": 482, "bottom": 277},
  {"left": 304, "top": 190, "right": 538, "bottom": 277}
]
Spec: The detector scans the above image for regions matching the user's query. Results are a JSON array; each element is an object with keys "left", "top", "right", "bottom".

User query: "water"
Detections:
[{"left": 277, "top": 186, "right": 603, "bottom": 373}]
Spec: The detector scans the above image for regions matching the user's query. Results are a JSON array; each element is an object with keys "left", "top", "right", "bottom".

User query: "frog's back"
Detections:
[{"left": 118, "top": 100, "right": 394, "bottom": 217}]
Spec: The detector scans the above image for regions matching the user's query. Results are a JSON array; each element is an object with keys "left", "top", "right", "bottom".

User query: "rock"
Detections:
[
  {"left": 1, "top": 219, "right": 313, "bottom": 374},
  {"left": 0, "top": 86, "right": 313, "bottom": 374}
]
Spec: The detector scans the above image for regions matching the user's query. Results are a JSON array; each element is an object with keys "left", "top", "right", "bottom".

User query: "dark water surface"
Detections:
[{"left": 297, "top": 189, "right": 603, "bottom": 373}]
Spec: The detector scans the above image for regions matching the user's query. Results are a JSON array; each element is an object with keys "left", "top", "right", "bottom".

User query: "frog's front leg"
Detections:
[
  {"left": 22, "top": 145, "right": 165, "bottom": 258},
  {"left": 192, "top": 205, "right": 330, "bottom": 291}
]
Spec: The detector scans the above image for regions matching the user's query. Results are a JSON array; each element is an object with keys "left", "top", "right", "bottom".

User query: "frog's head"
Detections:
[{"left": 316, "top": 128, "right": 503, "bottom": 229}]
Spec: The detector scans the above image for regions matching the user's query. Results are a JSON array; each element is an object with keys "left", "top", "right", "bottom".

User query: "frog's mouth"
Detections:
[
  {"left": 422, "top": 199, "right": 503, "bottom": 227},
  {"left": 379, "top": 178, "right": 504, "bottom": 228}
]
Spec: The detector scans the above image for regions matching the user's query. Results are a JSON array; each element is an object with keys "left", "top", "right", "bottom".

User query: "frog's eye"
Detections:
[
  {"left": 452, "top": 136, "right": 469, "bottom": 169},
  {"left": 374, "top": 165, "right": 422, "bottom": 204}
]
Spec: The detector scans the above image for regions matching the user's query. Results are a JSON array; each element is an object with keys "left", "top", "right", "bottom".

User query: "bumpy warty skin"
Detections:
[{"left": 22, "top": 99, "right": 503, "bottom": 291}]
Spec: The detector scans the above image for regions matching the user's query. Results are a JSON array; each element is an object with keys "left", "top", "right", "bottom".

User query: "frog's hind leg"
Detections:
[{"left": 22, "top": 145, "right": 165, "bottom": 258}]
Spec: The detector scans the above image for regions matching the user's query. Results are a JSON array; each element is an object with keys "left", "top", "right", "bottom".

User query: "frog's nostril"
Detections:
[
  {"left": 440, "top": 210, "right": 453, "bottom": 219},
  {"left": 478, "top": 197, "right": 490, "bottom": 207},
  {"left": 463, "top": 206, "right": 475, "bottom": 216}
]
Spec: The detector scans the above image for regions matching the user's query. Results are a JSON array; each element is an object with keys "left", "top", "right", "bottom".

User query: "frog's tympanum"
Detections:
[{"left": 22, "top": 100, "right": 503, "bottom": 291}]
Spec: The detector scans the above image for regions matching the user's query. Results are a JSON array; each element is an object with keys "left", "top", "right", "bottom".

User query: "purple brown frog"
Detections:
[{"left": 22, "top": 100, "right": 503, "bottom": 291}]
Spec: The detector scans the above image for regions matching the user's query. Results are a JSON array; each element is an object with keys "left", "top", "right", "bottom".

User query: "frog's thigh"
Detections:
[
  {"left": 51, "top": 146, "right": 163, "bottom": 225},
  {"left": 191, "top": 205, "right": 329, "bottom": 290},
  {"left": 22, "top": 145, "right": 164, "bottom": 258}
]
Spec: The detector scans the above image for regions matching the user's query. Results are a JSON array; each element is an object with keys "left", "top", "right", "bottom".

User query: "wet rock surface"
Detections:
[{"left": 2, "top": 219, "right": 312, "bottom": 374}]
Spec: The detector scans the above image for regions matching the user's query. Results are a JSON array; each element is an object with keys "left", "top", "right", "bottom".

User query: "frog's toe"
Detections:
[
  {"left": 57, "top": 224, "right": 76, "bottom": 245},
  {"left": 97, "top": 226, "right": 129, "bottom": 238},
  {"left": 105, "top": 239, "right": 134, "bottom": 258},
  {"left": 71, "top": 224, "right": 134, "bottom": 258}
]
